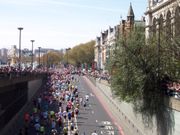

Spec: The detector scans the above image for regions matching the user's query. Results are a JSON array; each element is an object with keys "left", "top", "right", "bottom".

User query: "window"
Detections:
[
  {"left": 152, "top": 18, "right": 157, "bottom": 37},
  {"left": 175, "top": 6, "right": 180, "bottom": 37},
  {"left": 166, "top": 11, "right": 172, "bottom": 41},
  {"left": 153, "top": 0, "right": 163, "bottom": 5}
]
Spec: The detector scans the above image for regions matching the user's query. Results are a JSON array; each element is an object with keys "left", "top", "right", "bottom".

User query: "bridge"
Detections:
[{"left": 0, "top": 73, "right": 47, "bottom": 133}]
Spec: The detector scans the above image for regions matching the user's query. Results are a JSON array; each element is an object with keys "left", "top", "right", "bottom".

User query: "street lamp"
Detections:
[
  {"left": 42, "top": 52, "right": 44, "bottom": 67},
  {"left": 66, "top": 48, "right": 71, "bottom": 65},
  {"left": 46, "top": 50, "right": 49, "bottom": 70},
  {"left": 38, "top": 47, "right": 41, "bottom": 67},
  {"left": 18, "top": 27, "right": 23, "bottom": 69},
  {"left": 31, "top": 40, "right": 35, "bottom": 68}
]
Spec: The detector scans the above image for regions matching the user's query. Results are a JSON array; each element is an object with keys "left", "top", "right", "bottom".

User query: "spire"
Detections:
[
  {"left": 127, "top": 3, "right": 134, "bottom": 21},
  {"left": 127, "top": 3, "right": 134, "bottom": 17}
]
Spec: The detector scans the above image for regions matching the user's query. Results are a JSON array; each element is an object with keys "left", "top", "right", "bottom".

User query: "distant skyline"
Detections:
[{"left": 0, "top": 0, "right": 147, "bottom": 50}]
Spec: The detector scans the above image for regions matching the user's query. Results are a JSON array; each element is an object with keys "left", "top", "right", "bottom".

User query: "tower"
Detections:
[
  {"left": 127, "top": 3, "right": 134, "bottom": 22},
  {"left": 126, "top": 3, "right": 135, "bottom": 33}
]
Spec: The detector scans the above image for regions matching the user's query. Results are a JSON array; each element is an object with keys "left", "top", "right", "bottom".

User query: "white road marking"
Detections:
[
  {"left": 90, "top": 93, "right": 94, "bottom": 96},
  {"left": 103, "top": 121, "right": 111, "bottom": 125},
  {"left": 100, "top": 121, "right": 115, "bottom": 135},
  {"left": 105, "top": 125, "right": 114, "bottom": 130},
  {"left": 92, "top": 111, "right": 94, "bottom": 114},
  {"left": 96, "top": 120, "right": 98, "bottom": 123},
  {"left": 107, "top": 131, "right": 115, "bottom": 135}
]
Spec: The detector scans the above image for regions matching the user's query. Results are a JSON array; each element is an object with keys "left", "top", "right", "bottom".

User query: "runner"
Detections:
[
  {"left": 51, "top": 129, "right": 58, "bottom": 135},
  {"left": 39, "top": 125, "right": 45, "bottom": 135},
  {"left": 24, "top": 112, "right": 30, "bottom": 126},
  {"left": 85, "top": 94, "right": 89, "bottom": 102},
  {"left": 34, "top": 122, "right": 40, "bottom": 135},
  {"left": 18, "top": 67, "right": 84, "bottom": 135},
  {"left": 74, "top": 127, "right": 79, "bottom": 135},
  {"left": 91, "top": 130, "right": 98, "bottom": 135},
  {"left": 63, "top": 127, "right": 68, "bottom": 135}
]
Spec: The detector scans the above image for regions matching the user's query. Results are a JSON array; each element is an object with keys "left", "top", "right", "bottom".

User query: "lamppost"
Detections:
[
  {"left": 38, "top": 47, "right": 41, "bottom": 67},
  {"left": 18, "top": 27, "right": 23, "bottom": 69},
  {"left": 31, "top": 40, "right": 35, "bottom": 68},
  {"left": 66, "top": 48, "right": 71, "bottom": 65},
  {"left": 46, "top": 50, "right": 48, "bottom": 68},
  {"left": 42, "top": 52, "right": 44, "bottom": 68}
]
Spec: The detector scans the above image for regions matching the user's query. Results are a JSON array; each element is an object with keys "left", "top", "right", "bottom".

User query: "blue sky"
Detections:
[{"left": 0, "top": 0, "right": 147, "bottom": 50}]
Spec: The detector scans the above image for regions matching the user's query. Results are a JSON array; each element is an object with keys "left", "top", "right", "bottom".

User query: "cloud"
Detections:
[
  {"left": 46, "top": 0, "right": 123, "bottom": 13},
  {"left": 0, "top": 0, "right": 124, "bottom": 13},
  {"left": 0, "top": 0, "right": 37, "bottom": 6}
]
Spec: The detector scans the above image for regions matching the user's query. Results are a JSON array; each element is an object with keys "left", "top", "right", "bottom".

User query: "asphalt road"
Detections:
[
  {"left": 10, "top": 74, "right": 120, "bottom": 135},
  {"left": 76, "top": 75, "right": 119, "bottom": 135}
]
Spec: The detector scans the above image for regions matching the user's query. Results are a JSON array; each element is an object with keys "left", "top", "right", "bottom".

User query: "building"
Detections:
[
  {"left": 7, "top": 45, "right": 18, "bottom": 66},
  {"left": 0, "top": 48, "right": 8, "bottom": 64},
  {"left": 7, "top": 45, "right": 30, "bottom": 66},
  {"left": 145, "top": 0, "right": 180, "bottom": 39},
  {"left": 34, "top": 48, "right": 61, "bottom": 58},
  {"left": 94, "top": 26, "right": 117, "bottom": 70},
  {"left": 95, "top": 3, "right": 145, "bottom": 71}
]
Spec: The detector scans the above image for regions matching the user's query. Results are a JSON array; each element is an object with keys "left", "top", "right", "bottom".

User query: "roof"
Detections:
[{"left": 134, "top": 20, "right": 145, "bottom": 27}]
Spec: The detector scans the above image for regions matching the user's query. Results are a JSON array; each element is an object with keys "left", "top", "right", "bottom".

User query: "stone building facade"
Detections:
[
  {"left": 0, "top": 48, "right": 8, "bottom": 64},
  {"left": 94, "top": 26, "right": 117, "bottom": 70},
  {"left": 145, "top": 0, "right": 180, "bottom": 39}
]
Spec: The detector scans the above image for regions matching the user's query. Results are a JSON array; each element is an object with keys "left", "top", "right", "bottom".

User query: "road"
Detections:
[
  {"left": 76, "top": 75, "right": 120, "bottom": 135},
  {"left": 26, "top": 74, "right": 120, "bottom": 135},
  {"left": 2, "top": 73, "right": 121, "bottom": 135}
]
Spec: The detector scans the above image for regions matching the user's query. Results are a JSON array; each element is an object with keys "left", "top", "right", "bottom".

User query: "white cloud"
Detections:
[
  {"left": 45, "top": 0, "right": 123, "bottom": 13},
  {"left": 0, "top": 0, "right": 124, "bottom": 13}
]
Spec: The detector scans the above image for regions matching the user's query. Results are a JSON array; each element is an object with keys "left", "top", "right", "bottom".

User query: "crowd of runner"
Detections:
[
  {"left": 17, "top": 67, "right": 93, "bottom": 135},
  {"left": 0, "top": 66, "right": 47, "bottom": 79}
]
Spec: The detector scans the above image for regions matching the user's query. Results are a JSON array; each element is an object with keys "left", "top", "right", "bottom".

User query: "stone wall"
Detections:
[
  {"left": 0, "top": 78, "right": 43, "bottom": 135},
  {"left": 87, "top": 76, "right": 180, "bottom": 135},
  {"left": 28, "top": 79, "right": 42, "bottom": 101}
]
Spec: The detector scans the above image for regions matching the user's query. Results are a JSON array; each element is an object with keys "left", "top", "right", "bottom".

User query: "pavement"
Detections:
[{"left": 85, "top": 76, "right": 144, "bottom": 135}]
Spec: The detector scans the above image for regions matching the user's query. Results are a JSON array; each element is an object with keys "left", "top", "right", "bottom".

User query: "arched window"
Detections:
[
  {"left": 152, "top": 17, "right": 157, "bottom": 37},
  {"left": 159, "top": 14, "right": 164, "bottom": 35},
  {"left": 175, "top": 6, "right": 180, "bottom": 37},
  {"left": 153, "top": 0, "right": 163, "bottom": 5},
  {"left": 166, "top": 11, "right": 172, "bottom": 41}
]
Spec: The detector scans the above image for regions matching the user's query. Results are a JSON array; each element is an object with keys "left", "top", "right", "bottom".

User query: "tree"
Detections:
[
  {"left": 110, "top": 26, "right": 179, "bottom": 135},
  {"left": 41, "top": 51, "right": 63, "bottom": 67},
  {"left": 65, "top": 40, "right": 95, "bottom": 67}
]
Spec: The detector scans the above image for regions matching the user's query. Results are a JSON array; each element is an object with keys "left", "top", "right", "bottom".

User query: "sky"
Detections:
[{"left": 0, "top": 0, "right": 147, "bottom": 50}]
